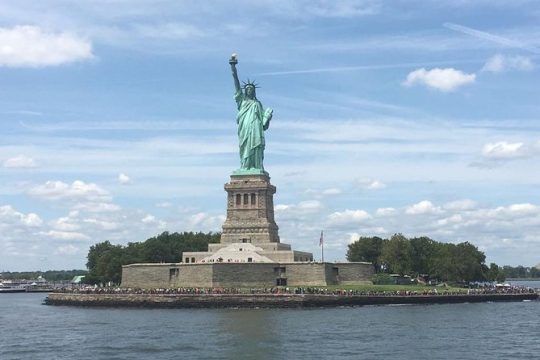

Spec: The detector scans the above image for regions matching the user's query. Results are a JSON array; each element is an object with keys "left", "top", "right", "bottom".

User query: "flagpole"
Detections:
[
  {"left": 322, "top": 239, "right": 324, "bottom": 263},
  {"left": 320, "top": 230, "right": 324, "bottom": 263}
]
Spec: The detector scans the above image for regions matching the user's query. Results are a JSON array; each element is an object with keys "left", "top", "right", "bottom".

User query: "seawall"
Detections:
[{"left": 44, "top": 292, "right": 539, "bottom": 308}]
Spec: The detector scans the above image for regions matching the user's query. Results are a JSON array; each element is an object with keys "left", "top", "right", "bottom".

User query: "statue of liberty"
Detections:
[{"left": 229, "top": 54, "right": 273, "bottom": 175}]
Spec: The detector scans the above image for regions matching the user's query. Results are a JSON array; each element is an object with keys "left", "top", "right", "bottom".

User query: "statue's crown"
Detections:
[{"left": 242, "top": 79, "right": 259, "bottom": 89}]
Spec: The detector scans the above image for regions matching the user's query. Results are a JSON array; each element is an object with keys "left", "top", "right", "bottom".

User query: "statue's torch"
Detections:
[{"left": 229, "top": 53, "right": 238, "bottom": 65}]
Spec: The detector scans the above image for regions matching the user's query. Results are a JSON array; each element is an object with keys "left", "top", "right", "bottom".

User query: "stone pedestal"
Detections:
[
  {"left": 183, "top": 173, "right": 313, "bottom": 264},
  {"left": 220, "top": 174, "right": 280, "bottom": 245}
]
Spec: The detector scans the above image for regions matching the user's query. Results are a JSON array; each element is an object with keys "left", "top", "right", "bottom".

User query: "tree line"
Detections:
[
  {"left": 85, "top": 231, "right": 538, "bottom": 285},
  {"left": 347, "top": 234, "right": 508, "bottom": 283},
  {"left": 0, "top": 269, "right": 87, "bottom": 281},
  {"left": 501, "top": 265, "right": 540, "bottom": 279},
  {"left": 85, "top": 231, "right": 220, "bottom": 284}
]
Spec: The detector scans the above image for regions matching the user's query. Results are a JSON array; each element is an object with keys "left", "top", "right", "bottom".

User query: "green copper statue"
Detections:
[{"left": 229, "top": 53, "right": 273, "bottom": 175}]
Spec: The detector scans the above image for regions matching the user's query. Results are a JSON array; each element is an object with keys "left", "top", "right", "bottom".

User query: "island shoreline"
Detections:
[{"left": 44, "top": 292, "right": 539, "bottom": 308}]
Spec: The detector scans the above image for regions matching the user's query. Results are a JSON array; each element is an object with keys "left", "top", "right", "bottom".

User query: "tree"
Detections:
[
  {"left": 453, "top": 242, "right": 486, "bottom": 282},
  {"left": 487, "top": 263, "right": 506, "bottom": 283},
  {"left": 347, "top": 233, "right": 496, "bottom": 284},
  {"left": 515, "top": 265, "right": 528, "bottom": 278},
  {"left": 85, "top": 232, "right": 220, "bottom": 284},
  {"left": 86, "top": 241, "right": 117, "bottom": 273},
  {"left": 429, "top": 243, "right": 456, "bottom": 282},
  {"left": 530, "top": 267, "right": 540, "bottom": 278},
  {"left": 85, "top": 241, "right": 123, "bottom": 284},
  {"left": 410, "top": 236, "right": 437, "bottom": 276},
  {"left": 427, "top": 242, "right": 487, "bottom": 283},
  {"left": 0, "top": 270, "right": 86, "bottom": 281},
  {"left": 379, "top": 234, "right": 413, "bottom": 276},
  {"left": 346, "top": 236, "right": 383, "bottom": 271},
  {"left": 501, "top": 265, "right": 540, "bottom": 279}
]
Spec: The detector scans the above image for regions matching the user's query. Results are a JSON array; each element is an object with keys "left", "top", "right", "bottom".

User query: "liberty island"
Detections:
[{"left": 44, "top": 56, "right": 538, "bottom": 307}]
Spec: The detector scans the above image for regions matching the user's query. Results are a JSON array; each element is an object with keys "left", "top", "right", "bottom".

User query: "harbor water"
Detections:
[{"left": 1, "top": 290, "right": 539, "bottom": 360}]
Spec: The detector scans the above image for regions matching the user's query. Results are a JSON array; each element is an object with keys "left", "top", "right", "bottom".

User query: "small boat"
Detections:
[{"left": 0, "top": 283, "right": 27, "bottom": 293}]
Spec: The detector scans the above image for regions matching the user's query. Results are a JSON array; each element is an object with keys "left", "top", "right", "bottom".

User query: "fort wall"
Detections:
[{"left": 121, "top": 261, "right": 374, "bottom": 288}]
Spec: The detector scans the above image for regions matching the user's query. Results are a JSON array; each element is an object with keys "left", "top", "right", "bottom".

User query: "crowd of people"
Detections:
[{"left": 56, "top": 285, "right": 537, "bottom": 296}]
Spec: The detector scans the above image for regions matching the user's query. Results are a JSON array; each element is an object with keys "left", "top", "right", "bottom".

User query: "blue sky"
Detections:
[{"left": 1, "top": 0, "right": 540, "bottom": 271}]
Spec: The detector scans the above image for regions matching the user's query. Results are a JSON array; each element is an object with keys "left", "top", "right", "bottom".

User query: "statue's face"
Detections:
[{"left": 245, "top": 86, "right": 255, "bottom": 99}]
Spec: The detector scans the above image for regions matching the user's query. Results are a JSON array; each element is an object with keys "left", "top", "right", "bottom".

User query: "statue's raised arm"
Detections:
[
  {"left": 228, "top": 53, "right": 273, "bottom": 176},
  {"left": 229, "top": 53, "right": 241, "bottom": 93}
]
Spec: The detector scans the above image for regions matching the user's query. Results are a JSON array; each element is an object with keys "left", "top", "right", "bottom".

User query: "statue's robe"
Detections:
[{"left": 234, "top": 90, "right": 271, "bottom": 170}]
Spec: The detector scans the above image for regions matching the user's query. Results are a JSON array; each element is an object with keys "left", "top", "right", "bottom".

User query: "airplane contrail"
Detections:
[
  {"left": 443, "top": 22, "right": 540, "bottom": 54},
  {"left": 256, "top": 59, "right": 481, "bottom": 76}
]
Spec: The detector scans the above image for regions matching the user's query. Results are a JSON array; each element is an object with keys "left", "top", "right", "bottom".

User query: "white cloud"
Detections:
[
  {"left": 481, "top": 141, "right": 528, "bottom": 159},
  {"left": 0, "top": 25, "right": 93, "bottom": 67},
  {"left": 356, "top": 179, "right": 386, "bottom": 190},
  {"left": 327, "top": 209, "right": 371, "bottom": 225},
  {"left": 366, "top": 180, "right": 386, "bottom": 190},
  {"left": 141, "top": 214, "right": 157, "bottom": 224},
  {"left": 472, "top": 141, "right": 532, "bottom": 168},
  {"left": 402, "top": 67, "right": 476, "bottom": 92},
  {"left": 298, "top": 200, "right": 323, "bottom": 211},
  {"left": 508, "top": 203, "right": 538, "bottom": 214},
  {"left": 405, "top": 200, "right": 442, "bottom": 215},
  {"left": 141, "top": 214, "right": 166, "bottom": 230},
  {"left": 436, "top": 214, "right": 463, "bottom": 226},
  {"left": 83, "top": 218, "right": 119, "bottom": 231},
  {"left": 55, "top": 244, "right": 79, "bottom": 255},
  {"left": 305, "top": 188, "right": 342, "bottom": 199},
  {"left": 275, "top": 204, "right": 290, "bottom": 211},
  {"left": 482, "top": 54, "right": 534, "bottom": 72},
  {"left": 50, "top": 217, "right": 80, "bottom": 232},
  {"left": 444, "top": 199, "right": 478, "bottom": 211},
  {"left": 43, "top": 230, "right": 89, "bottom": 241},
  {"left": 0, "top": 206, "right": 45, "bottom": 262},
  {"left": 186, "top": 212, "right": 224, "bottom": 231},
  {"left": 376, "top": 207, "right": 396, "bottom": 216},
  {"left": 275, "top": 200, "right": 324, "bottom": 217},
  {"left": 309, "top": 198, "right": 540, "bottom": 265},
  {"left": 73, "top": 202, "right": 121, "bottom": 213},
  {"left": 22, "top": 213, "right": 43, "bottom": 227},
  {"left": 28, "top": 180, "right": 110, "bottom": 202},
  {"left": 0, "top": 205, "right": 42, "bottom": 227},
  {"left": 118, "top": 173, "right": 131, "bottom": 185},
  {"left": 322, "top": 188, "right": 342, "bottom": 195},
  {"left": 3, "top": 155, "right": 37, "bottom": 168}
]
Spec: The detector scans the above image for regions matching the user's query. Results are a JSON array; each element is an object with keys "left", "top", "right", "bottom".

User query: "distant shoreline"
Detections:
[
  {"left": 44, "top": 292, "right": 538, "bottom": 308},
  {"left": 507, "top": 278, "right": 540, "bottom": 281}
]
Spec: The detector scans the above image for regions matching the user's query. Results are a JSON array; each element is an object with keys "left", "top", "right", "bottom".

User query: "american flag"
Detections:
[{"left": 319, "top": 231, "right": 324, "bottom": 246}]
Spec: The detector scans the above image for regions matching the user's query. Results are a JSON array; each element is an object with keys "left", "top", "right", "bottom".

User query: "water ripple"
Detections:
[{"left": 1, "top": 293, "right": 539, "bottom": 360}]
